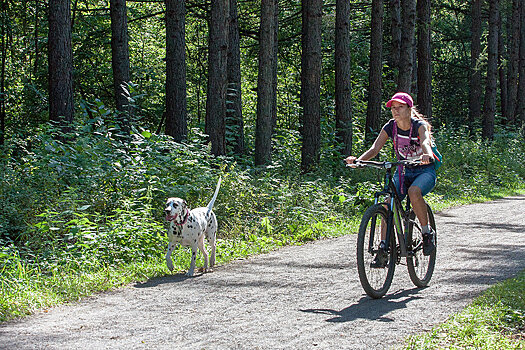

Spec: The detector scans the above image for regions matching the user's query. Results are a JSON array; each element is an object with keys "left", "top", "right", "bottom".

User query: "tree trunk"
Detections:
[
  {"left": 255, "top": 0, "right": 277, "bottom": 166},
  {"left": 48, "top": 0, "right": 74, "bottom": 129},
  {"left": 365, "top": 0, "right": 383, "bottom": 141},
  {"left": 300, "top": 0, "right": 322, "bottom": 172},
  {"left": 0, "top": 0, "right": 6, "bottom": 145},
  {"left": 110, "top": 0, "right": 131, "bottom": 123},
  {"left": 165, "top": 0, "right": 187, "bottom": 142},
  {"left": 227, "top": 0, "right": 244, "bottom": 154},
  {"left": 469, "top": 0, "right": 482, "bottom": 130},
  {"left": 397, "top": 0, "right": 416, "bottom": 92},
  {"left": 498, "top": 11, "right": 507, "bottom": 122},
  {"left": 271, "top": 2, "right": 279, "bottom": 131},
  {"left": 205, "top": 0, "right": 229, "bottom": 156},
  {"left": 518, "top": 0, "right": 525, "bottom": 123},
  {"left": 390, "top": 0, "right": 401, "bottom": 74},
  {"left": 506, "top": 0, "right": 520, "bottom": 124},
  {"left": 416, "top": 0, "right": 432, "bottom": 118},
  {"left": 482, "top": 0, "right": 499, "bottom": 140},
  {"left": 335, "top": 0, "right": 352, "bottom": 156}
]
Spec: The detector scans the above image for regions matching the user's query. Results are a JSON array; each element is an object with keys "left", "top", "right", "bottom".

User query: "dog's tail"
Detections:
[{"left": 207, "top": 176, "right": 222, "bottom": 215}]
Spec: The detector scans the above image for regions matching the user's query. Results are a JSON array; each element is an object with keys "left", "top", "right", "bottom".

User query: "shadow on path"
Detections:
[
  {"left": 133, "top": 273, "right": 197, "bottom": 288},
  {"left": 301, "top": 288, "right": 423, "bottom": 323},
  {"left": 452, "top": 222, "right": 525, "bottom": 233}
]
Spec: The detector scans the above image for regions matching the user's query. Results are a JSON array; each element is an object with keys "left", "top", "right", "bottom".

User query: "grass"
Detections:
[{"left": 401, "top": 270, "right": 525, "bottom": 349}]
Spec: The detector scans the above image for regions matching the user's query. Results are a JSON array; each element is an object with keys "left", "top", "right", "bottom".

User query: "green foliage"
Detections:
[{"left": 433, "top": 126, "right": 525, "bottom": 201}]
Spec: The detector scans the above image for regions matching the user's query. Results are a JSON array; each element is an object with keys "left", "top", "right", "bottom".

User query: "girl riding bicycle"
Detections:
[{"left": 345, "top": 92, "right": 436, "bottom": 266}]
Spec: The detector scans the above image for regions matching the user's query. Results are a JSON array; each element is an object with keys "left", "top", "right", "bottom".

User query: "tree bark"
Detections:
[
  {"left": 365, "top": 0, "right": 383, "bottom": 141},
  {"left": 518, "top": 0, "right": 525, "bottom": 123},
  {"left": 335, "top": 0, "right": 352, "bottom": 156},
  {"left": 255, "top": 0, "right": 277, "bottom": 166},
  {"left": 227, "top": 0, "right": 244, "bottom": 154},
  {"left": 482, "top": 0, "right": 499, "bottom": 140},
  {"left": 397, "top": 0, "right": 416, "bottom": 93},
  {"left": 300, "top": 0, "right": 322, "bottom": 172},
  {"left": 48, "top": 0, "right": 74, "bottom": 129},
  {"left": 390, "top": 0, "right": 401, "bottom": 74},
  {"left": 165, "top": 0, "right": 187, "bottom": 142},
  {"left": 0, "top": 0, "right": 6, "bottom": 145},
  {"left": 498, "top": 11, "right": 507, "bottom": 122},
  {"left": 110, "top": 0, "right": 131, "bottom": 122},
  {"left": 271, "top": 2, "right": 279, "bottom": 131},
  {"left": 205, "top": 0, "right": 229, "bottom": 156},
  {"left": 469, "top": 0, "right": 482, "bottom": 130},
  {"left": 416, "top": 0, "right": 432, "bottom": 118},
  {"left": 506, "top": 0, "right": 520, "bottom": 124}
]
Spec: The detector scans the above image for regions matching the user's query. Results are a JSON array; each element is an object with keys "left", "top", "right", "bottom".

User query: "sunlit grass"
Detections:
[{"left": 401, "top": 271, "right": 525, "bottom": 349}]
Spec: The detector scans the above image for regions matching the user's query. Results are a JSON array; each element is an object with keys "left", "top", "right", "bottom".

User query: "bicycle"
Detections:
[{"left": 349, "top": 159, "right": 437, "bottom": 299}]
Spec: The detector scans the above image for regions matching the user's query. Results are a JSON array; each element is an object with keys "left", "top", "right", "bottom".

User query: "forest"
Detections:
[{"left": 0, "top": 0, "right": 524, "bottom": 321}]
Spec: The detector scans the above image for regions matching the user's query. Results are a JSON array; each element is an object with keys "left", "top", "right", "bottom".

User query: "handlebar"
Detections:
[{"left": 346, "top": 158, "right": 433, "bottom": 169}]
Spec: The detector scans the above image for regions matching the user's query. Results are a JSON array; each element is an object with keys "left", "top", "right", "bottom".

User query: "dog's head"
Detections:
[{"left": 165, "top": 197, "right": 187, "bottom": 222}]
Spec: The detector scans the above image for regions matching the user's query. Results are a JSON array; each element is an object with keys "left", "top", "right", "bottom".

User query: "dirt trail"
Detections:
[{"left": 1, "top": 195, "right": 524, "bottom": 350}]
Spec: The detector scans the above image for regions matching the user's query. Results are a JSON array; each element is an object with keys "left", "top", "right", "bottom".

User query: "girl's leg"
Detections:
[
  {"left": 408, "top": 167, "right": 437, "bottom": 231},
  {"left": 408, "top": 186, "right": 428, "bottom": 227}
]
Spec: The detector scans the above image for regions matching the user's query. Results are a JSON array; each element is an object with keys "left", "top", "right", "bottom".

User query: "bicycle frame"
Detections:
[{"left": 371, "top": 163, "right": 415, "bottom": 258}]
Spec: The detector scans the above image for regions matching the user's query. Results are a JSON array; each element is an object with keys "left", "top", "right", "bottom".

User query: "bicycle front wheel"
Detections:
[
  {"left": 406, "top": 203, "right": 436, "bottom": 287},
  {"left": 356, "top": 204, "right": 396, "bottom": 299}
]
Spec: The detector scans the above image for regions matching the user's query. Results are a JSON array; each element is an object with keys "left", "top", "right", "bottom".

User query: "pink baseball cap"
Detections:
[{"left": 386, "top": 92, "right": 413, "bottom": 108}]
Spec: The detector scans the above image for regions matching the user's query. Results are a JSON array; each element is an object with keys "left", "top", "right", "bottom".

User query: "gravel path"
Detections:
[{"left": 1, "top": 195, "right": 524, "bottom": 349}]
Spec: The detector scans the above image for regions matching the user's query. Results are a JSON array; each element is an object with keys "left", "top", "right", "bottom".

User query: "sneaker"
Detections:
[
  {"left": 422, "top": 230, "right": 436, "bottom": 256},
  {"left": 370, "top": 242, "right": 388, "bottom": 268}
]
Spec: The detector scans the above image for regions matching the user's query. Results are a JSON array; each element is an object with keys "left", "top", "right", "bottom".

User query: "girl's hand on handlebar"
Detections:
[
  {"left": 420, "top": 154, "right": 433, "bottom": 164},
  {"left": 344, "top": 156, "right": 359, "bottom": 168}
]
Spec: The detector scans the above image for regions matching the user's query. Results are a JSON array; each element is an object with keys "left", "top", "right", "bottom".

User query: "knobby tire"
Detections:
[
  {"left": 406, "top": 203, "right": 437, "bottom": 287},
  {"left": 356, "top": 204, "right": 396, "bottom": 299}
]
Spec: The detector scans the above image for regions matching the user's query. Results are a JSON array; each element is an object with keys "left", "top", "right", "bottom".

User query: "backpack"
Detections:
[{"left": 430, "top": 139, "right": 443, "bottom": 170}]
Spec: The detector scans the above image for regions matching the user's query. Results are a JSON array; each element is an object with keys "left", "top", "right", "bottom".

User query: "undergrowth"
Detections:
[{"left": 0, "top": 118, "right": 524, "bottom": 322}]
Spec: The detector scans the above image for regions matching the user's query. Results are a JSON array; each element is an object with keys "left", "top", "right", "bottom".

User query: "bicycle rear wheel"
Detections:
[
  {"left": 356, "top": 204, "right": 396, "bottom": 299},
  {"left": 406, "top": 203, "right": 436, "bottom": 287}
]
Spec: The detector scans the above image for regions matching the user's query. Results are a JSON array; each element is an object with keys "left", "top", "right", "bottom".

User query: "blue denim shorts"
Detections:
[{"left": 393, "top": 165, "right": 437, "bottom": 200}]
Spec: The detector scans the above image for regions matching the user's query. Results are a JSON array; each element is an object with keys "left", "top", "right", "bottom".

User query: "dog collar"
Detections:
[{"left": 174, "top": 209, "right": 189, "bottom": 226}]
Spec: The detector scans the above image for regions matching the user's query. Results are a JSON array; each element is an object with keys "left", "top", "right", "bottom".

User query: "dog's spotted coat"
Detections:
[{"left": 164, "top": 178, "right": 221, "bottom": 276}]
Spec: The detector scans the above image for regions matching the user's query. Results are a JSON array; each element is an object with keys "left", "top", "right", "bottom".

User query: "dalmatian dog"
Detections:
[{"left": 164, "top": 177, "right": 221, "bottom": 276}]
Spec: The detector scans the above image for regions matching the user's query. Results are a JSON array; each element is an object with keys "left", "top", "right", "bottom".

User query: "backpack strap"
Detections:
[{"left": 392, "top": 120, "right": 413, "bottom": 195}]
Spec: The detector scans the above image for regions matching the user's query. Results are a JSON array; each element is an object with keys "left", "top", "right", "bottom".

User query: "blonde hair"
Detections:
[{"left": 411, "top": 106, "right": 432, "bottom": 135}]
